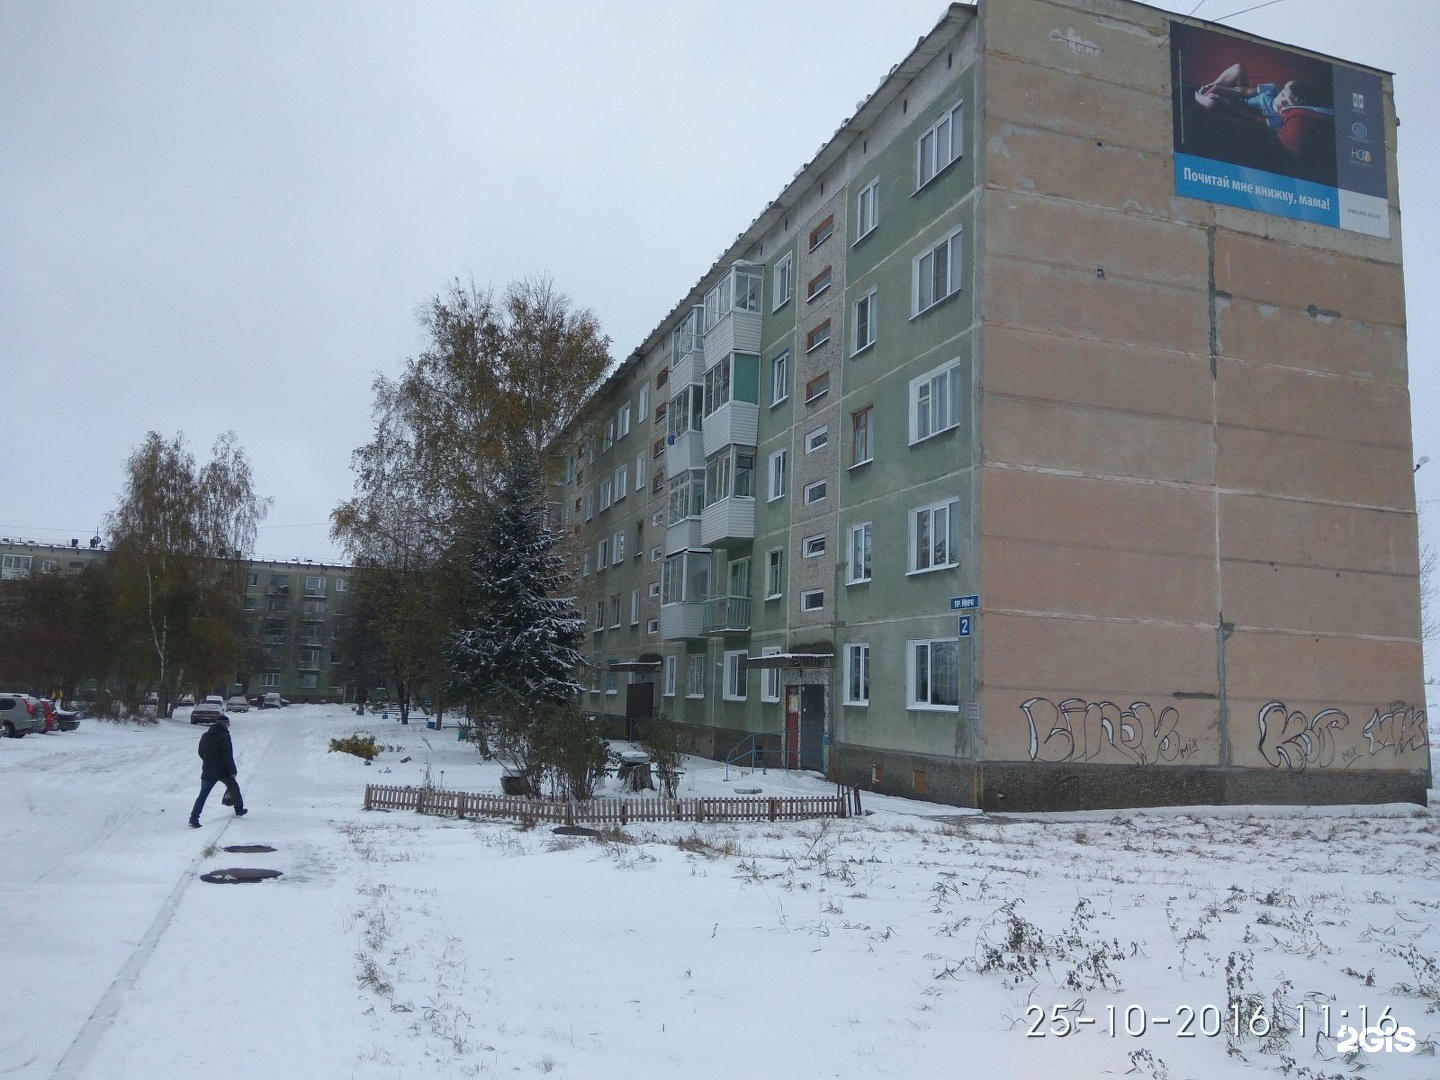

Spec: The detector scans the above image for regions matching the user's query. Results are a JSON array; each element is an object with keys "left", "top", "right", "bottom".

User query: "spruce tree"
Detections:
[{"left": 445, "top": 445, "right": 589, "bottom": 787}]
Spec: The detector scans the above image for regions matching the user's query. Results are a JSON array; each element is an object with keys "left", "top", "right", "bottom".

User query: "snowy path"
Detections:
[{"left": 0, "top": 713, "right": 279, "bottom": 1077}]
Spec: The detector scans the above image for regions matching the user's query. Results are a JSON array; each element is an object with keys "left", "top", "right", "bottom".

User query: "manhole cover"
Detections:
[
  {"left": 201, "top": 867, "right": 283, "bottom": 884},
  {"left": 223, "top": 844, "right": 276, "bottom": 853}
]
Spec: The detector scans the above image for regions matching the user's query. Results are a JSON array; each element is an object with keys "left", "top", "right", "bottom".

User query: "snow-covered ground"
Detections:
[{"left": 2, "top": 704, "right": 1437, "bottom": 1080}]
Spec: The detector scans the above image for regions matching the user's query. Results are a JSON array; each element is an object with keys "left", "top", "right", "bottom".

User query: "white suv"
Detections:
[{"left": 0, "top": 693, "right": 46, "bottom": 737}]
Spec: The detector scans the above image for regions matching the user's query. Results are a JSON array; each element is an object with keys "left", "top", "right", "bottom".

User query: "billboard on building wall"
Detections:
[{"left": 1170, "top": 21, "right": 1389, "bottom": 237}]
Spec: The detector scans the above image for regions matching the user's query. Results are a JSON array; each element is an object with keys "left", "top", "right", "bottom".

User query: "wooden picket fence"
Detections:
[{"left": 363, "top": 783, "right": 856, "bottom": 824}]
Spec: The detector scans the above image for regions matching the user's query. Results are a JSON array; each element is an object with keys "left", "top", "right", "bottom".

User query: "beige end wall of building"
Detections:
[{"left": 973, "top": 0, "right": 1425, "bottom": 796}]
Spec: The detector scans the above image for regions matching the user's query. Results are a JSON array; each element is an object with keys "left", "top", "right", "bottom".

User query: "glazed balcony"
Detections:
[
  {"left": 659, "top": 602, "right": 707, "bottom": 641},
  {"left": 700, "top": 495, "right": 755, "bottom": 546}
]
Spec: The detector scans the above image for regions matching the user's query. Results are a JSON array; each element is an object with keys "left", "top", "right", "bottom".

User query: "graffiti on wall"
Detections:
[
  {"left": 1019, "top": 697, "right": 1198, "bottom": 766},
  {"left": 1258, "top": 700, "right": 1427, "bottom": 770}
]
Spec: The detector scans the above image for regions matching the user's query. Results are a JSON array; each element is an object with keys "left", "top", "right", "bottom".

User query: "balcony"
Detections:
[
  {"left": 664, "top": 427, "right": 704, "bottom": 475},
  {"left": 700, "top": 496, "right": 755, "bottom": 546},
  {"left": 659, "top": 602, "right": 707, "bottom": 641},
  {"left": 702, "top": 594, "right": 751, "bottom": 634},
  {"left": 701, "top": 401, "right": 759, "bottom": 459},
  {"left": 665, "top": 515, "right": 703, "bottom": 555},
  {"left": 266, "top": 584, "right": 290, "bottom": 596}
]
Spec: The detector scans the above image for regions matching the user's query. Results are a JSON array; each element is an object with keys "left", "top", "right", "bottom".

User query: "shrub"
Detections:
[{"left": 330, "top": 733, "right": 381, "bottom": 761}]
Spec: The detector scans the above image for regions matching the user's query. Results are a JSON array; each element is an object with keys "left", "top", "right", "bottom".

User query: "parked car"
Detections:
[
  {"left": 0, "top": 693, "right": 47, "bottom": 737},
  {"left": 225, "top": 695, "right": 250, "bottom": 713},
  {"left": 262, "top": 692, "right": 283, "bottom": 709},
  {"left": 190, "top": 701, "right": 226, "bottom": 725},
  {"left": 177, "top": 693, "right": 195, "bottom": 707},
  {"left": 203, "top": 695, "right": 225, "bottom": 706},
  {"left": 52, "top": 706, "right": 80, "bottom": 731}
]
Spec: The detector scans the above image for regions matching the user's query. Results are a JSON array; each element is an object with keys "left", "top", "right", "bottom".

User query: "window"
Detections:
[
  {"left": 668, "top": 468, "right": 703, "bottom": 524},
  {"left": 598, "top": 538, "right": 610, "bottom": 568},
  {"left": 335, "top": 577, "right": 348, "bottom": 592},
  {"left": 662, "top": 551, "right": 710, "bottom": 606},
  {"left": 619, "top": 403, "right": 632, "bottom": 439},
  {"left": 656, "top": 366, "right": 669, "bottom": 389},
  {"left": 806, "top": 319, "right": 831, "bottom": 353},
  {"left": 269, "top": 574, "right": 289, "bottom": 589},
  {"left": 804, "top": 372, "right": 830, "bottom": 402},
  {"left": 852, "top": 288, "right": 877, "bottom": 354},
  {"left": 604, "top": 419, "right": 615, "bottom": 449},
  {"left": 800, "top": 589, "right": 825, "bottom": 612},
  {"left": 845, "top": 643, "right": 871, "bottom": 705},
  {"left": 0, "top": 554, "right": 32, "bottom": 579},
  {"left": 851, "top": 406, "right": 873, "bottom": 466},
  {"left": 664, "top": 655, "right": 677, "bottom": 697},
  {"left": 583, "top": 550, "right": 592, "bottom": 576},
  {"left": 584, "top": 489, "right": 595, "bottom": 521},
  {"left": 760, "top": 645, "right": 781, "bottom": 703},
  {"left": 639, "top": 385, "right": 650, "bottom": 418},
  {"left": 909, "top": 638, "right": 960, "bottom": 708},
  {"left": 649, "top": 580, "right": 661, "bottom": 598},
  {"left": 807, "top": 266, "right": 832, "bottom": 301},
  {"left": 916, "top": 98, "right": 964, "bottom": 189},
  {"left": 647, "top": 617, "right": 659, "bottom": 635},
  {"left": 259, "top": 672, "right": 280, "bottom": 688},
  {"left": 703, "top": 446, "right": 755, "bottom": 506},
  {"left": 610, "top": 596, "right": 622, "bottom": 628},
  {"left": 653, "top": 436, "right": 666, "bottom": 458},
  {"left": 635, "top": 452, "right": 645, "bottom": 490},
  {"left": 809, "top": 214, "right": 834, "bottom": 251},
  {"left": 913, "top": 227, "right": 964, "bottom": 314},
  {"left": 299, "top": 673, "right": 318, "bottom": 689},
  {"left": 911, "top": 498, "right": 960, "bottom": 572},
  {"left": 651, "top": 509, "right": 665, "bottom": 527},
  {"left": 630, "top": 589, "right": 640, "bottom": 626},
  {"left": 767, "top": 448, "right": 787, "bottom": 501},
  {"left": 245, "top": 572, "right": 259, "bottom": 587},
  {"left": 723, "top": 651, "right": 747, "bottom": 700},
  {"left": 299, "top": 649, "right": 320, "bottom": 670},
  {"left": 594, "top": 601, "right": 605, "bottom": 630},
  {"left": 686, "top": 654, "right": 705, "bottom": 697},
  {"left": 773, "top": 252, "right": 793, "bottom": 311},
  {"left": 804, "top": 426, "right": 828, "bottom": 453},
  {"left": 615, "top": 464, "right": 628, "bottom": 501},
  {"left": 600, "top": 479, "right": 613, "bottom": 510},
  {"left": 770, "top": 350, "right": 790, "bottom": 405},
  {"left": 856, "top": 179, "right": 878, "bottom": 241},
  {"left": 910, "top": 359, "right": 963, "bottom": 442},
  {"left": 613, "top": 532, "right": 625, "bottom": 564},
  {"left": 651, "top": 546, "right": 663, "bottom": 563},
  {"left": 848, "top": 522, "right": 873, "bottom": 583},
  {"left": 244, "top": 597, "right": 257, "bottom": 611},
  {"left": 765, "top": 548, "right": 783, "bottom": 599},
  {"left": 268, "top": 599, "right": 287, "bottom": 613},
  {"left": 803, "top": 479, "right": 827, "bottom": 505},
  {"left": 702, "top": 357, "right": 731, "bottom": 415},
  {"left": 802, "top": 533, "right": 826, "bottom": 558},
  {"left": 303, "top": 599, "right": 324, "bottom": 616}
]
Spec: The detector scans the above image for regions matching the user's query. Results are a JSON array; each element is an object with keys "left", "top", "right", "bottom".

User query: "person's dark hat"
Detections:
[{"left": 216, "top": 715, "right": 230, "bottom": 726}]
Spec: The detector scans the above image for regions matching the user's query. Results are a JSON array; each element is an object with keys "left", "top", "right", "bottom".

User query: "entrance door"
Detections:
[
  {"left": 798, "top": 684, "right": 825, "bottom": 772},
  {"left": 624, "top": 681, "right": 654, "bottom": 741}
]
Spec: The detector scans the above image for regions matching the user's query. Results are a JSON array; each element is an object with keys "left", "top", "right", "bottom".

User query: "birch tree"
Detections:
[{"left": 106, "top": 431, "right": 269, "bottom": 712}]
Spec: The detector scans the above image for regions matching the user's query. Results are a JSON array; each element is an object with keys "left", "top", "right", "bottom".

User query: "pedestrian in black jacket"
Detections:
[{"left": 189, "top": 715, "right": 247, "bottom": 827}]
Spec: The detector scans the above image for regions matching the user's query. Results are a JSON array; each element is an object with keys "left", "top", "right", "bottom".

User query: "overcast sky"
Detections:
[{"left": 2, "top": 0, "right": 1437, "bottom": 565}]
